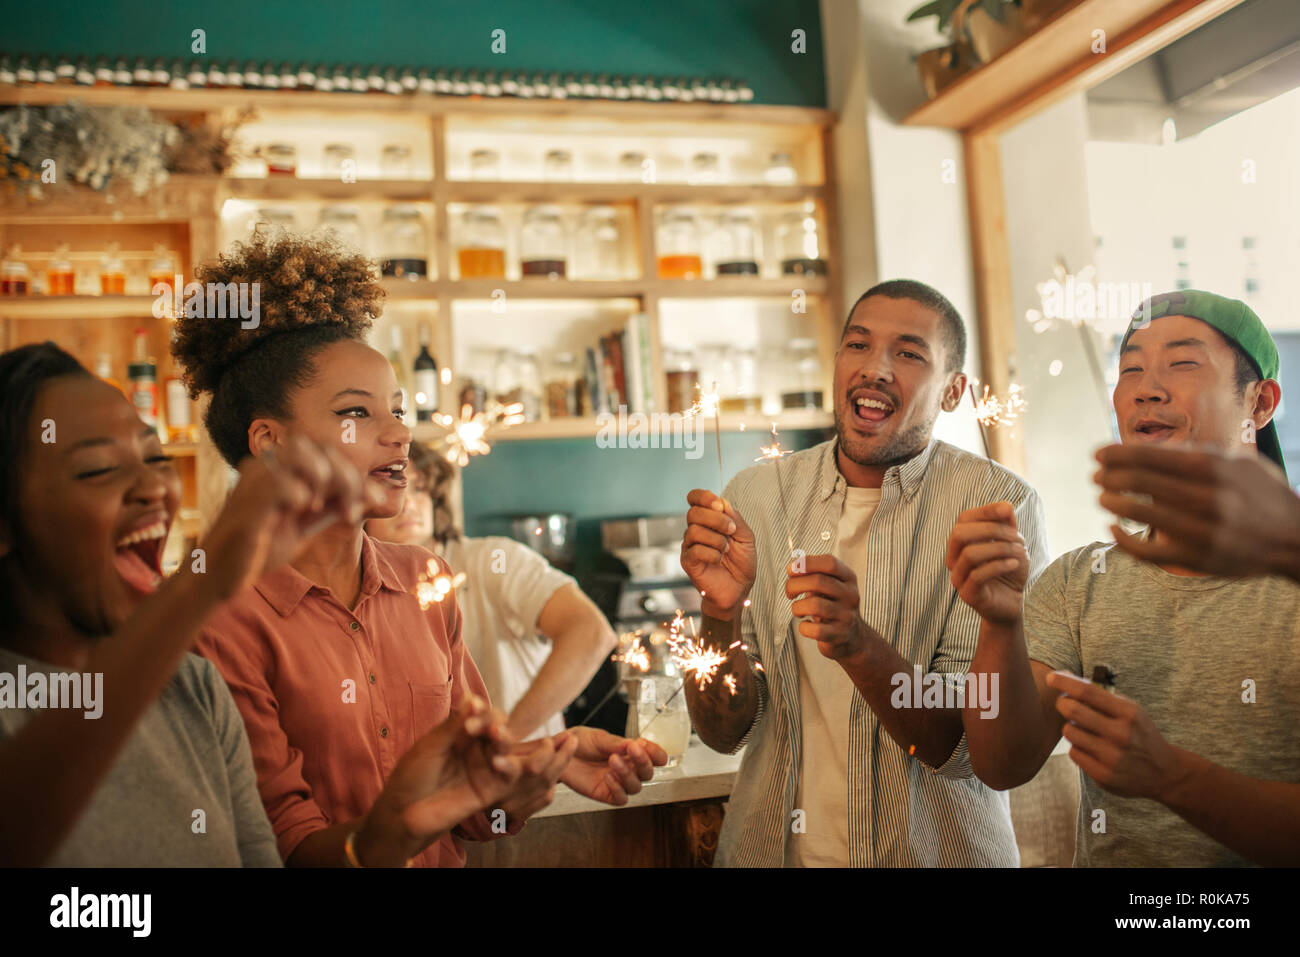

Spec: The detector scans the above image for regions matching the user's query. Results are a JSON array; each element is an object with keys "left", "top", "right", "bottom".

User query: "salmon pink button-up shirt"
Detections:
[{"left": 195, "top": 534, "right": 489, "bottom": 867}]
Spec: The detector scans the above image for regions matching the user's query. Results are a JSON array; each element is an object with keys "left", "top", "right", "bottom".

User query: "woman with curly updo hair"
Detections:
[{"left": 175, "top": 232, "right": 663, "bottom": 868}]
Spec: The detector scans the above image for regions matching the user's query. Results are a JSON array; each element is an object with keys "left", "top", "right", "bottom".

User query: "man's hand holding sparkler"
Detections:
[
  {"left": 944, "top": 502, "right": 1031, "bottom": 627},
  {"left": 681, "top": 489, "right": 757, "bottom": 621},
  {"left": 680, "top": 489, "right": 762, "bottom": 754},
  {"left": 784, "top": 551, "right": 968, "bottom": 771},
  {"left": 785, "top": 554, "right": 871, "bottom": 663}
]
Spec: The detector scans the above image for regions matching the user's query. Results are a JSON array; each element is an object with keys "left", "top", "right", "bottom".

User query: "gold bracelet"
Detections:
[{"left": 344, "top": 830, "right": 416, "bottom": 867}]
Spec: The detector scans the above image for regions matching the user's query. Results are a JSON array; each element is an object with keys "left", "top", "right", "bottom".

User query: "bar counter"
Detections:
[{"left": 464, "top": 739, "right": 743, "bottom": 867}]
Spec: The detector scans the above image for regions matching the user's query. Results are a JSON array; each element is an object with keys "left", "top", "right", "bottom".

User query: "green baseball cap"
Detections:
[{"left": 1120, "top": 289, "right": 1285, "bottom": 478}]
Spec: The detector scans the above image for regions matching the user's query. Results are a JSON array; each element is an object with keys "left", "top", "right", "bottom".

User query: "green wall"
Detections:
[
  {"left": 461, "top": 427, "right": 832, "bottom": 538},
  {"left": 9, "top": 0, "right": 826, "bottom": 106}
]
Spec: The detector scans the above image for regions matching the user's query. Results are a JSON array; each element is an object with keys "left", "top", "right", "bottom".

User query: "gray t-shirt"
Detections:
[
  {"left": 1023, "top": 542, "right": 1300, "bottom": 867},
  {"left": 0, "top": 648, "right": 281, "bottom": 867}
]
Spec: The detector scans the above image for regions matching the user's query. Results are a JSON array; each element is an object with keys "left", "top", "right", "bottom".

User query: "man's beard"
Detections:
[{"left": 834, "top": 405, "right": 934, "bottom": 469}]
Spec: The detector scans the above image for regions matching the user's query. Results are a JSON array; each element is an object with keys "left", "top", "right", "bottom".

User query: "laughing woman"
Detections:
[
  {"left": 0, "top": 344, "right": 522, "bottom": 866},
  {"left": 174, "top": 232, "right": 664, "bottom": 868}
]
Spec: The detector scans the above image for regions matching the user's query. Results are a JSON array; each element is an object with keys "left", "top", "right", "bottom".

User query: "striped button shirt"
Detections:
[{"left": 713, "top": 437, "right": 1048, "bottom": 867}]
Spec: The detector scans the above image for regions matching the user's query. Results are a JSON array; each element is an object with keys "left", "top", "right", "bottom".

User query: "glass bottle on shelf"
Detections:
[
  {"left": 764, "top": 150, "right": 797, "bottom": 185},
  {"left": 413, "top": 323, "right": 439, "bottom": 423},
  {"left": 656, "top": 209, "right": 703, "bottom": 279},
  {"left": 1, "top": 247, "right": 29, "bottom": 295},
  {"left": 520, "top": 206, "right": 568, "bottom": 278},
  {"left": 99, "top": 243, "right": 126, "bottom": 295},
  {"left": 380, "top": 206, "right": 429, "bottom": 280},
  {"left": 47, "top": 244, "right": 75, "bottom": 295},
  {"left": 322, "top": 143, "right": 355, "bottom": 179},
  {"left": 543, "top": 149, "right": 573, "bottom": 181},
  {"left": 264, "top": 143, "right": 297, "bottom": 177},
  {"left": 574, "top": 206, "right": 622, "bottom": 279},
  {"left": 664, "top": 347, "right": 700, "bottom": 414},
  {"left": 714, "top": 209, "right": 760, "bottom": 276},
  {"left": 165, "top": 376, "right": 197, "bottom": 444},
  {"left": 127, "top": 328, "right": 159, "bottom": 431},
  {"left": 386, "top": 326, "right": 413, "bottom": 425},
  {"left": 782, "top": 338, "right": 824, "bottom": 410},
  {"left": 457, "top": 207, "right": 507, "bottom": 279},
  {"left": 777, "top": 204, "right": 827, "bottom": 276},
  {"left": 469, "top": 148, "right": 500, "bottom": 180},
  {"left": 381, "top": 144, "right": 413, "bottom": 179},
  {"left": 95, "top": 353, "right": 124, "bottom": 394},
  {"left": 319, "top": 206, "right": 365, "bottom": 253}
]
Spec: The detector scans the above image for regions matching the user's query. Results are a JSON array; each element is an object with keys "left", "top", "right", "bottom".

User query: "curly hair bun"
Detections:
[{"left": 172, "top": 230, "right": 385, "bottom": 397}]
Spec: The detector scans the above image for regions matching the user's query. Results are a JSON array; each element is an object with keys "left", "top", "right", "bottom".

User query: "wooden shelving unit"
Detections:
[{"left": 0, "top": 84, "right": 841, "bottom": 533}]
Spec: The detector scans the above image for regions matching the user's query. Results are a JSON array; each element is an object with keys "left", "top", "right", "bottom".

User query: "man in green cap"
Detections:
[
  {"left": 1093, "top": 290, "right": 1299, "bottom": 582},
  {"left": 944, "top": 289, "right": 1300, "bottom": 865}
]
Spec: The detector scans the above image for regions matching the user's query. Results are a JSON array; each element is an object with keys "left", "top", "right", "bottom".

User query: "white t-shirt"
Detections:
[
  {"left": 441, "top": 536, "right": 575, "bottom": 739},
  {"left": 789, "top": 485, "right": 881, "bottom": 867}
]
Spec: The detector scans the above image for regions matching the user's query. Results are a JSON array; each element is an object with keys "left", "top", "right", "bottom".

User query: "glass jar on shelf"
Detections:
[
  {"left": 264, "top": 142, "right": 297, "bottom": 177},
  {"left": 147, "top": 245, "right": 177, "bottom": 310},
  {"left": 664, "top": 347, "right": 699, "bottom": 414},
  {"left": 492, "top": 349, "right": 522, "bottom": 408},
  {"left": 517, "top": 348, "right": 543, "bottom": 422},
  {"left": 543, "top": 149, "right": 573, "bottom": 181},
  {"left": 457, "top": 207, "right": 507, "bottom": 279},
  {"left": 764, "top": 150, "right": 797, "bottom": 185},
  {"left": 783, "top": 338, "right": 825, "bottom": 410},
  {"left": 319, "top": 205, "right": 365, "bottom": 253},
  {"left": 574, "top": 206, "right": 622, "bottom": 279},
  {"left": 379, "top": 206, "right": 429, "bottom": 280},
  {"left": 322, "top": 143, "right": 355, "bottom": 179},
  {"left": 689, "top": 151, "right": 722, "bottom": 185},
  {"left": 1, "top": 247, "right": 29, "bottom": 295},
  {"left": 251, "top": 206, "right": 297, "bottom": 237},
  {"left": 714, "top": 208, "right": 760, "bottom": 276},
  {"left": 656, "top": 208, "right": 703, "bottom": 279},
  {"left": 47, "top": 243, "right": 75, "bottom": 295},
  {"left": 618, "top": 150, "right": 648, "bottom": 183},
  {"left": 381, "top": 143, "right": 413, "bottom": 179},
  {"left": 545, "top": 351, "right": 580, "bottom": 419},
  {"left": 99, "top": 243, "right": 126, "bottom": 295},
  {"left": 777, "top": 203, "right": 827, "bottom": 276},
  {"left": 719, "top": 348, "right": 760, "bottom": 413},
  {"left": 469, "top": 148, "right": 500, "bottom": 180},
  {"left": 520, "top": 206, "right": 567, "bottom": 279}
]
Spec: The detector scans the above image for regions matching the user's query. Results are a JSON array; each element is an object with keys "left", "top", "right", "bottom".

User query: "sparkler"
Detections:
[
  {"left": 637, "top": 609, "right": 742, "bottom": 740},
  {"left": 429, "top": 400, "right": 526, "bottom": 467},
  {"left": 755, "top": 421, "right": 795, "bottom": 553},
  {"left": 414, "top": 557, "right": 467, "bottom": 610},
  {"left": 575, "top": 629, "right": 653, "bottom": 728},
  {"left": 685, "top": 380, "right": 724, "bottom": 495},
  {"left": 968, "top": 381, "right": 1026, "bottom": 474}
]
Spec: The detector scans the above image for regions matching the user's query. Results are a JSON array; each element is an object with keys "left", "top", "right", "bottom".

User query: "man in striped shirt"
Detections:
[{"left": 680, "top": 279, "right": 1048, "bottom": 866}]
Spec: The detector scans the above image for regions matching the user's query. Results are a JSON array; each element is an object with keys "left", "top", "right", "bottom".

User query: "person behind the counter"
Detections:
[
  {"left": 172, "top": 230, "right": 664, "bottom": 867},
  {"left": 0, "top": 342, "right": 525, "bottom": 866},
  {"left": 367, "top": 443, "right": 615, "bottom": 741},
  {"left": 679, "top": 279, "right": 1050, "bottom": 867}
]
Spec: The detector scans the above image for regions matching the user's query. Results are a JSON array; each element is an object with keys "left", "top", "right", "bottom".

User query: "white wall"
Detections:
[{"left": 820, "top": 0, "right": 983, "bottom": 456}]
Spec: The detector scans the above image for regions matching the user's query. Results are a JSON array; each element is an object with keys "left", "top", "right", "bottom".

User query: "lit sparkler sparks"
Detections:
[
  {"left": 612, "top": 630, "right": 651, "bottom": 673},
  {"left": 665, "top": 611, "right": 728, "bottom": 692},
  {"left": 969, "top": 381, "right": 1027, "bottom": 429},
  {"left": 430, "top": 401, "right": 526, "bottom": 467},
  {"left": 414, "top": 557, "right": 467, "bottom": 610}
]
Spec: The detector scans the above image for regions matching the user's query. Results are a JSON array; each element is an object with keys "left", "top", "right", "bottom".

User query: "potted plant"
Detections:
[{"left": 907, "top": 0, "right": 977, "bottom": 98}]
